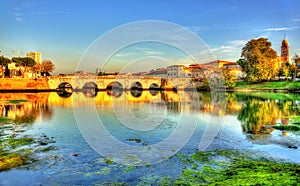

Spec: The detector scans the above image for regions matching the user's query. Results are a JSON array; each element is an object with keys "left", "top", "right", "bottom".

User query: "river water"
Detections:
[{"left": 0, "top": 90, "right": 299, "bottom": 185}]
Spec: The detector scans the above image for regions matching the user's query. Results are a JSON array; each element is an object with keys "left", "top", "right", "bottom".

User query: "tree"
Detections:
[
  {"left": 289, "top": 63, "right": 297, "bottom": 80},
  {"left": 222, "top": 67, "right": 236, "bottom": 88},
  {"left": 238, "top": 38, "right": 278, "bottom": 83},
  {"left": 0, "top": 56, "right": 11, "bottom": 66},
  {"left": 292, "top": 54, "right": 300, "bottom": 78},
  {"left": 12, "top": 57, "right": 36, "bottom": 67},
  {"left": 41, "top": 60, "right": 55, "bottom": 72},
  {"left": 12, "top": 57, "right": 36, "bottom": 75}
]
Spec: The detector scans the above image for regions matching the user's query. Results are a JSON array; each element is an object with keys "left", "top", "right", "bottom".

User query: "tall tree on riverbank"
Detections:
[
  {"left": 238, "top": 38, "right": 278, "bottom": 83},
  {"left": 12, "top": 57, "right": 36, "bottom": 67},
  {"left": 0, "top": 56, "right": 11, "bottom": 66},
  {"left": 41, "top": 60, "right": 55, "bottom": 73}
]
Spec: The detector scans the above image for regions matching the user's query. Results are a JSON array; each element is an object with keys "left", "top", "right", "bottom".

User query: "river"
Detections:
[{"left": 0, "top": 90, "right": 299, "bottom": 185}]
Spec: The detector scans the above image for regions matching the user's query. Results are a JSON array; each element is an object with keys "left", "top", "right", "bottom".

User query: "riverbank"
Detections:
[
  {"left": 232, "top": 81, "right": 300, "bottom": 92},
  {"left": 0, "top": 78, "right": 51, "bottom": 91}
]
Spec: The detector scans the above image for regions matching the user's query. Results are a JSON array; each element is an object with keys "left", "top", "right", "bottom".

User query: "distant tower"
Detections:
[
  {"left": 281, "top": 34, "right": 290, "bottom": 63},
  {"left": 26, "top": 52, "right": 41, "bottom": 64}
]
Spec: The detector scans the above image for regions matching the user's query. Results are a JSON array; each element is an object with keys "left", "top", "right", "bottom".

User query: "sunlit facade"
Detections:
[{"left": 27, "top": 52, "right": 42, "bottom": 64}]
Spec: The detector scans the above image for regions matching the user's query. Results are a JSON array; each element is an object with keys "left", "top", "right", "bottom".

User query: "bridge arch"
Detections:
[
  {"left": 130, "top": 81, "right": 143, "bottom": 90},
  {"left": 82, "top": 81, "right": 98, "bottom": 97},
  {"left": 57, "top": 82, "right": 73, "bottom": 90},
  {"left": 56, "top": 82, "right": 73, "bottom": 98},
  {"left": 130, "top": 89, "right": 143, "bottom": 97},
  {"left": 106, "top": 81, "right": 123, "bottom": 90},
  {"left": 149, "top": 83, "right": 160, "bottom": 90}
]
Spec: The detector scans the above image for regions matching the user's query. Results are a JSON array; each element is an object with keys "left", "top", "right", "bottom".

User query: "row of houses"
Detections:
[
  {"left": 0, "top": 63, "right": 41, "bottom": 79},
  {"left": 140, "top": 60, "right": 244, "bottom": 80}
]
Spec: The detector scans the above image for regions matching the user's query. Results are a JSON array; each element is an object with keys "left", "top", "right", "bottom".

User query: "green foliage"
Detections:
[
  {"left": 238, "top": 38, "right": 278, "bottom": 83},
  {"left": 234, "top": 81, "right": 300, "bottom": 90},
  {"left": 12, "top": 57, "right": 36, "bottom": 67},
  {"left": 0, "top": 56, "right": 11, "bottom": 66},
  {"left": 222, "top": 67, "right": 236, "bottom": 89},
  {"left": 237, "top": 99, "right": 279, "bottom": 134}
]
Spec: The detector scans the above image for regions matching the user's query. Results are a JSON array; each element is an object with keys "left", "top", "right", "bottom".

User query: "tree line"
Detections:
[{"left": 0, "top": 56, "right": 55, "bottom": 75}]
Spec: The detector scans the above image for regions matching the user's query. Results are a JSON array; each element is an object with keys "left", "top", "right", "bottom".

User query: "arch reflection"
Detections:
[
  {"left": 82, "top": 82, "right": 98, "bottom": 98},
  {"left": 56, "top": 82, "right": 73, "bottom": 98},
  {"left": 130, "top": 89, "right": 143, "bottom": 97}
]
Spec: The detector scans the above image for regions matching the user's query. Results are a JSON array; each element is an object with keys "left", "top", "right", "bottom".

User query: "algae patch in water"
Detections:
[
  {"left": 0, "top": 153, "right": 29, "bottom": 171},
  {"left": 7, "top": 100, "right": 28, "bottom": 104},
  {"left": 272, "top": 125, "right": 300, "bottom": 131},
  {"left": 171, "top": 150, "right": 300, "bottom": 185},
  {"left": 0, "top": 117, "right": 12, "bottom": 123}
]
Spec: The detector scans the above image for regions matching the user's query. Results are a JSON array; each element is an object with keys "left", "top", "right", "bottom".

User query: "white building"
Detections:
[{"left": 167, "top": 65, "right": 190, "bottom": 78}]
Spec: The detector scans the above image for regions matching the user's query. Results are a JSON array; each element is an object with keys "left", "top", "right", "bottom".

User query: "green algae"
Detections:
[
  {"left": 0, "top": 137, "right": 34, "bottom": 171},
  {"left": 0, "top": 117, "right": 12, "bottom": 123},
  {"left": 273, "top": 125, "right": 300, "bottom": 131},
  {"left": 0, "top": 153, "right": 29, "bottom": 171},
  {"left": 160, "top": 150, "right": 300, "bottom": 185},
  {"left": 7, "top": 100, "right": 28, "bottom": 104},
  {"left": 7, "top": 137, "right": 34, "bottom": 149},
  {"left": 104, "top": 157, "right": 114, "bottom": 165}
]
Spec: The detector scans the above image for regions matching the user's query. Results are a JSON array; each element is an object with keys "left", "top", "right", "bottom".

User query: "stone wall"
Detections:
[{"left": 0, "top": 78, "right": 50, "bottom": 90}]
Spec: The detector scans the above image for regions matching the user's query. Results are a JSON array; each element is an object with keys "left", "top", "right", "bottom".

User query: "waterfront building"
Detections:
[{"left": 167, "top": 65, "right": 187, "bottom": 78}]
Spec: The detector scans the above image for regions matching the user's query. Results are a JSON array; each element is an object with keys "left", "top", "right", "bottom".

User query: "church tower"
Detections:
[{"left": 281, "top": 34, "right": 290, "bottom": 63}]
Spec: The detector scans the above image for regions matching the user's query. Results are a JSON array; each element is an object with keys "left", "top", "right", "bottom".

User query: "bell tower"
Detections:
[{"left": 281, "top": 34, "right": 290, "bottom": 63}]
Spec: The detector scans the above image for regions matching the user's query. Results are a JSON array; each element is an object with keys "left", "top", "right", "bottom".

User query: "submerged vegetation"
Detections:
[
  {"left": 0, "top": 114, "right": 56, "bottom": 171},
  {"left": 172, "top": 150, "right": 300, "bottom": 185}
]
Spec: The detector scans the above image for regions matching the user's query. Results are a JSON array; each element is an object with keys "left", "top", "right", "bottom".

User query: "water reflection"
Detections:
[
  {"left": 1, "top": 91, "right": 300, "bottom": 142},
  {"left": 237, "top": 96, "right": 299, "bottom": 139},
  {"left": 0, "top": 93, "right": 54, "bottom": 123},
  {"left": 1, "top": 90, "right": 300, "bottom": 185}
]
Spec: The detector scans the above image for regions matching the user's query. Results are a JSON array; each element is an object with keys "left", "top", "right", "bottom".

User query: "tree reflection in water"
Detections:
[
  {"left": 237, "top": 97, "right": 298, "bottom": 138},
  {"left": 0, "top": 94, "right": 54, "bottom": 124}
]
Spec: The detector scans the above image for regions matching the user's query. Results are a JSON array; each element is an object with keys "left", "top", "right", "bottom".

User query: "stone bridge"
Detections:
[{"left": 47, "top": 75, "right": 196, "bottom": 91}]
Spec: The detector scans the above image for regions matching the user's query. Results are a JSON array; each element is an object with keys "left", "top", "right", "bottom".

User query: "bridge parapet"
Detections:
[{"left": 47, "top": 75, "right": 163, "bottom": 90}]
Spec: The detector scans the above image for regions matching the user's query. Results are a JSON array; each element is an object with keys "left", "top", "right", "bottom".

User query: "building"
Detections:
[
  {"left": 223, "top": 62, "right": 244, "bottom": 80},
  {"left": 281, "top": 35, "right": 290, "bottom": 63},
  {"left": 27, "top": 52, "right": 41, "bottom": 64},
  {"left": 167, "top": 65, "right": 188, "bottom": 78},
  {"left": 144, "top": 68, "right": 167, "bottom": 77}
]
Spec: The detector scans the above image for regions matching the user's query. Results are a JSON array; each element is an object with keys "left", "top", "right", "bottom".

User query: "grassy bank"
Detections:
[{"left": 234, "top": 81, "right": 300, "bottom": 90}]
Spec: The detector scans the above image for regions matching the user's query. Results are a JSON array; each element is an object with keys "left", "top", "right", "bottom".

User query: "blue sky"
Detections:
[{"left": 1, "top": 0, "right": 300, "bottom": 73}]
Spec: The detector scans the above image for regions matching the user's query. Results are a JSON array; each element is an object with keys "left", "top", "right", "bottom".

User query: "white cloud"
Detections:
[
  {"left": 16, "top": 17, "right": 23, "bottom": 22},
  {"left": 293, "top": 18, "right": 300, "bottom": 22},
  {"left": 209, "top": 39, "right": 247, "bottom": 61},
  {"left": 185, "top": 26, "right": 210, "bottom": 33},
  {"left": 31, "top": 11, "right": 71, "bottom": 16},
  {"left": 144, "top": 51, "right": 164, "bottom": 55},
  {"left": 255, "top": 27, "right": 299, "bottom": 32},
  {"left": 257, "top": 32, "right": 271, "bottom": 38}
]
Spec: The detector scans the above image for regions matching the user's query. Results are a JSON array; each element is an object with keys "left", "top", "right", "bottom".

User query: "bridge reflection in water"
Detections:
[{"left": 1, "top": 91, "right": 299, "bottom": 140}]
